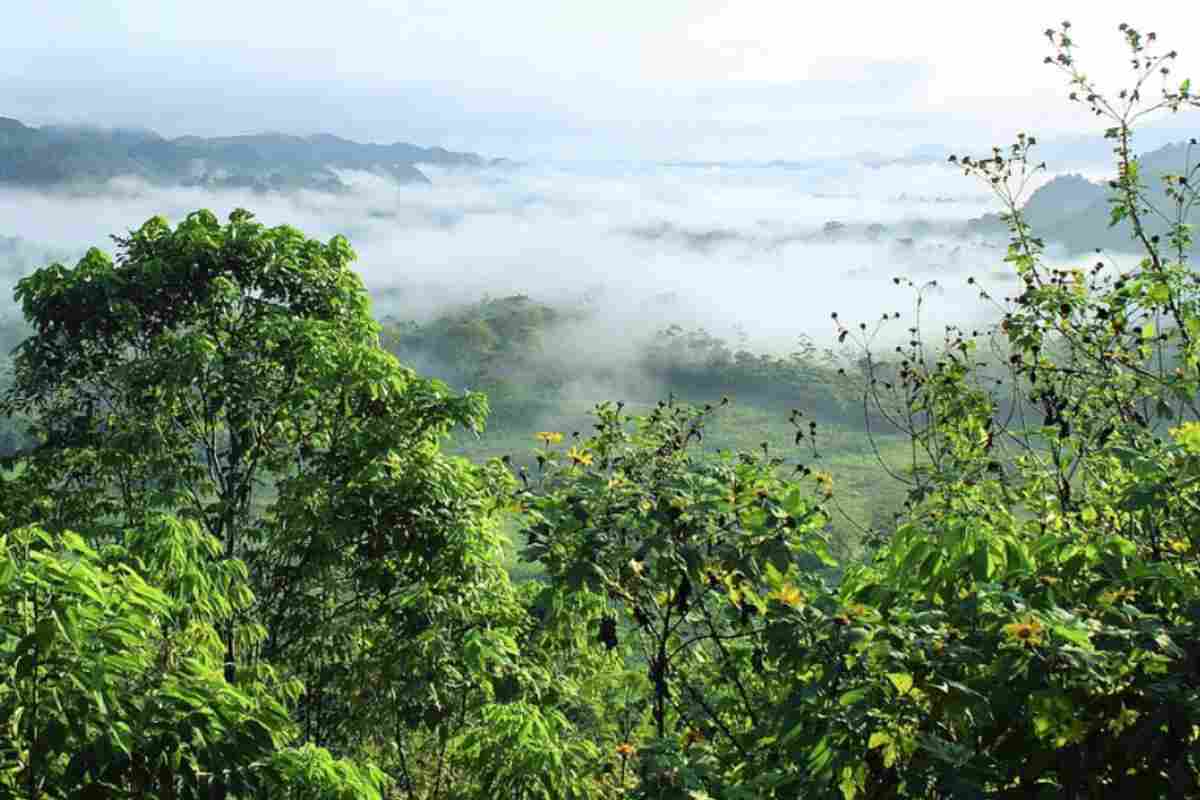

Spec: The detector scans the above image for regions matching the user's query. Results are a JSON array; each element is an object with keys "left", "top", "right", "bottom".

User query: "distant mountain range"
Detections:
[
  {"left": 0, "top": 116, "right": 496, "bottom": 192},
  {"left": 969, "top": 140, "right": 1198, "bottom": 253}
]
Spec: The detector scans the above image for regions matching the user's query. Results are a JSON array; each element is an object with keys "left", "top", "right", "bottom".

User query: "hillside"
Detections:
[
  {"left": 0, "top": 115, "right": 491, "bottom": 191},
  {"left": 1011, "top": 140, "right": 1198, "bottom": 252}
]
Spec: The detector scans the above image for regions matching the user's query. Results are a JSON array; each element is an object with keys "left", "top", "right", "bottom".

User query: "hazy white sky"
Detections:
[{"left": 2, "top": 1, "right": 1197, "bottom": 159}]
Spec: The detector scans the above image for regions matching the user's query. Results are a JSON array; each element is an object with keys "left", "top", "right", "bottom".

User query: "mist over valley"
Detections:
[
  {"left": 0, "top": 154, "right": 1024, "bottom": 348},
  {"left": 4, "top": 126, "right": 1186, "bottom": 464}
]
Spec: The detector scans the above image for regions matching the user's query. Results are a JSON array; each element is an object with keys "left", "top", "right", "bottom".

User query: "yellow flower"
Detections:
[
  {"left": 567, "top": 446, "right": 593, "bottom": 466},
  {"left": 1100, "top": 587, "right": 1137, "bottom": 605},
  {"left": 1170, "top": 421, "right": 1200, "bottom": 454},
  {"left": 1002, "top": 618, "right": 1044, "bottom": 646},
  {"left": 535, "top": 431, "right": 564, "bottom": 445},
  {"left": 629, "top": 559, "right": 645, "bottom": 577},
  {"left": 1106, "top": 705, "right": 1141, "bottom": 735},
  {"left": 769, "top": 583, "right": 805, "bottom": 609},
  {"left": 1169, "top": 538, "right": 1190, "bottom": 554}
]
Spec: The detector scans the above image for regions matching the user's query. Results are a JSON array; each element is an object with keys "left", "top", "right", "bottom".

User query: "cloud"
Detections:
[
  {"left": 0, "top": 160, "right": 1026, "bottom": 355},
  {"left": 9, "top": 157, "right": 1164, "bottom": 442}
]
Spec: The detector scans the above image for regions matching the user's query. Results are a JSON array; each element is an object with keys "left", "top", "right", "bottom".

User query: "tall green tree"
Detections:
[
  {"left": 0, "top": 210, "right": 523, "bottom": 787},
  {"left": 0, "top": 512, "right": 388, "bottom": 799}
]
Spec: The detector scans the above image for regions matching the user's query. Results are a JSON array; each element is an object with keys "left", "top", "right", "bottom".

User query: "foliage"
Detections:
[
  {"left": 640, "top": 325, "right": 853, "bottom": 421},
  {"left": 794, "top": 21, "right": 1200, "bottom": 796},
  {"left": 0, "top": 209, "right": 523, "bottom": 795},
  {"left": 382, "top": 295, "right": 578, "bottom": 429},
  {"left": 3, "top": 19, "right": 1200, "bottom": 800},
  {"left": 382, "top": 298, "right": 856, "bottom": 437},
  {"left": 517, "top": 400, "right": 839, "bottom": 797},
  {"left": 0, "top": 516, "right": 384, "bottom": 799},
  {"left": 510, "top": 19, "right": 1200, "bottom": 798},
  {"left": 451, "top": 702, "right": 604, "bottom": 799}
]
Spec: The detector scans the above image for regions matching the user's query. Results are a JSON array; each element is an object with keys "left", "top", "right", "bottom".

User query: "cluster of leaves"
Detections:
[
  {"left": 515, "top": 400, "right": 846, "bottom": 797},
  {"left": 0, "top": 515, "right": 386, "bottom": 798}
]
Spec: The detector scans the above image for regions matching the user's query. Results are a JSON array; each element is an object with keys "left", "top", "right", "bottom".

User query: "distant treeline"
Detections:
[{"left": 380, "top": 294, "right": 858, "bottom": 432}]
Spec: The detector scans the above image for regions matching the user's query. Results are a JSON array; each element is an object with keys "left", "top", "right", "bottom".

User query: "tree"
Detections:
[
  {"left": 0, "top": 209, "right": 523, "bottom": 789},
  {"left": 518, "top": 401, "right": 835, "bottom": 798},
  {"left": 0, "top": 513, "right": 388, "bottom": 799}
]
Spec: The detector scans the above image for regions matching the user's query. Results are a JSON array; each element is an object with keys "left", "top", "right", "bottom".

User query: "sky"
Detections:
[{"left": 2, "top": 1, "right": 1198, "bottom": 160}]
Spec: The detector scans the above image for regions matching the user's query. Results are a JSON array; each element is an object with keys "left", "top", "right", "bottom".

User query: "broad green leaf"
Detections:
[{"left": 886, "top": 673, "right": 914, "bottom": 695}]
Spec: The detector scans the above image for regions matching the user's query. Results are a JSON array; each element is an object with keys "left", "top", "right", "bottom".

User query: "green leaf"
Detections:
[
  {"left": 1147, "top": 283, "right": 1171, "bottom": 305},
  {"left": 971, "top": 543, "right": 991, "bottom": 581},
  {"left": 886, "top": 673, "right": 914, "bottom": 695},
  {"left": 1050, "top": 623, "right": 1092, "bottom": 649},
  {"left": 782, "top": 486, "right": 808, "bottom": 517}
]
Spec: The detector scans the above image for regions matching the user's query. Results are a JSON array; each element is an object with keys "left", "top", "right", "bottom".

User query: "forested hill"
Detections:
[
  {"left": 0, "top": 115, "right": 492, "bottom": 191},
  {"left": 1005, "top": 140, "right": 1198, "bottom": 253}
]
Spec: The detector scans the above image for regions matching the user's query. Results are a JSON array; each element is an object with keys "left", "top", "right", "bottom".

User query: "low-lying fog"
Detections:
[{"left": 0, "top": 159, "right": 1074, "bottom": 360}]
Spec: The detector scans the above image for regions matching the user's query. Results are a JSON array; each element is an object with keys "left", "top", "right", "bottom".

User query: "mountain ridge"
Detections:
[
  {"left": 0, "top": 115, "right": 495, "bottom": 192},
  {"left": 968, "top": 140, "right": 1198, "bottom": 253}
]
